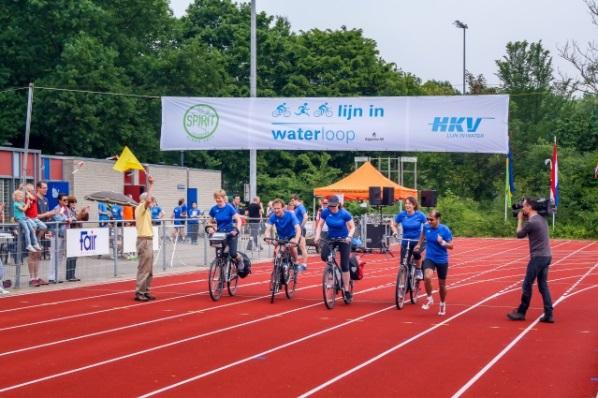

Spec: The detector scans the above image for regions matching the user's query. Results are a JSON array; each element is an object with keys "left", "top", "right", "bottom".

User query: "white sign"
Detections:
[
  {"left": 123, "top": 227, "right": 160, "bottom": 253},
  {"left": 161, "top": 95, "right": 509, "bottom": 153},
  {"left": 66, "top": 228, "right": 110, "bottom": 257}
]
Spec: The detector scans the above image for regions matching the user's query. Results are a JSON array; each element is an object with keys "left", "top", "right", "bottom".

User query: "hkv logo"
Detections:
[
  {"left": 79, "top": 231, "right": 97, "bottom": 252},
  {"left": 430, "top": 117, "right": 494, "bottom": 132}
]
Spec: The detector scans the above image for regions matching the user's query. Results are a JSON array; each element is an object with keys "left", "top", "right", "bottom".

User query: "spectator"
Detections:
[
  {"left": 65, "top": 196, "right": 86, "bottom": 282},
  {"left": 24, "top": 183, "right": 48, "bottom": 235},
  {"left": 151, "top": 200, "right": 164, "bottom": 225},
  {"left": 172, "top": 198, "right": 187, "bottom": 241},
  {"left": 246, "top": 196, "right": 263, "bottom": 251},
  {"left": 110, "top": 203, "right": 123, "bottom": 226},
  {"left": 0, "top": 203, "right": 10, "bottom": 294},
  {"left": 48, "top": 193, "right": 74, "bottom": 283},
  {"left": 187, "top": 202, "right": 201, "bottom": 244},
  {"left": 122, "top": 194, "right": 134, "bottom": 226},
  {"left": 98, "top": 201, "right": 110, "bottom": 227},
  {"left": 29, "top": 182, "right": 53, "bottom": 287},
  {"left": 12, "top": 189, "right": 41, "bottom": 252}
]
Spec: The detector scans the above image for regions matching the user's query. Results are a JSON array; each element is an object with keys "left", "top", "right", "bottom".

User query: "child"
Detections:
[
  {"left": 12, "top": 190, "right": 41, "bottom": 252},
  {"left": 24, "top": 183, "right": 48, "bottom": 233}
]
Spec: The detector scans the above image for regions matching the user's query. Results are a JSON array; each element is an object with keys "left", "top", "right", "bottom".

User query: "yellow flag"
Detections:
[{"left": 113, "top": 146, "right": 145, "bottom": 173}]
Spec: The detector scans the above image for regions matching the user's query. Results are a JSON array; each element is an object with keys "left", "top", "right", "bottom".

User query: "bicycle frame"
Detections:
[
  {"left": 322, "top": 238, "right": 353, "bottom": 309},
  {"left": 265, "top": 237, "right": 298, "bottom": 302},
  {"left": 395, "top": 237, "right": 421, "bottom": 309},
  {"left": 208, "top": 233, "right": 239, "bottom": 301}
]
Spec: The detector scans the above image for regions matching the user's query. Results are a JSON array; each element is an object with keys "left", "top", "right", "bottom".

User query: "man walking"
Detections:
[
  {"left": 134, "top": 175, "right": 155, "bottom": 302},
  {"left": 507, "top": 197, "right": 554, "bottom": 323}
]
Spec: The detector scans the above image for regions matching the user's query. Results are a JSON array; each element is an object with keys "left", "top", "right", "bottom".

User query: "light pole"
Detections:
[{"left": 454, "top": 20, "right": 468, "bottom": 95}]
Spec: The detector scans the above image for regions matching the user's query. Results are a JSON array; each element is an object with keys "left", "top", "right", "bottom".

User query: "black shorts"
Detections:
[
  {"left": 423, "top": 258, "right": 448, "bottom": 280},
  {"left": 400, "top": 240, "right": 426, "bottom": 262}
]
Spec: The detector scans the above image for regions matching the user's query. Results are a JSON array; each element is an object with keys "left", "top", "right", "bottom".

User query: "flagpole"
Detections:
[
  {"left": 504, "top": 156, "right": 508, "bottom": 222},
  {"left": 552, "top": 136, "right": 556, "bottom": 230}
]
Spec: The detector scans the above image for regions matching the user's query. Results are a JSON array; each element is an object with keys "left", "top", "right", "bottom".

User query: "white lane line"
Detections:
[
  {"left": 451, "top": 262, "right": 598, "bottom": 398},
  {"left": 295, "top": 241, "right": 594, "bottom": 397},
  {"left": 0, "top": 283, "right": 388, "bottom": 394}
]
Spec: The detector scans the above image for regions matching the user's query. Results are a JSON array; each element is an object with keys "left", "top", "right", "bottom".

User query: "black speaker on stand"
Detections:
[
  {"left": 421, "top": 190, "right": 437, "bottom": 207},
  {"left": 368, "top": 186, "right": 382, "bottom": 205},
  {"left": 382, "top": 187, "right": 394, "bottom": 206}
]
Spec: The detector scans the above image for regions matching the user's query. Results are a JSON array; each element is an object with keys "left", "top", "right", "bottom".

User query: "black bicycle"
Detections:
[
  {"left": 395, "top": 237, "right": 422, "bottom": 309},
  {"left": 207, "top": 231, "right": 239, "bottom": 301},
  {"left": 265, "top": 237, "right": 298, "bottom": 303},
  {"left": 321, "top": 238, "right": 354, "bottom": 309}
]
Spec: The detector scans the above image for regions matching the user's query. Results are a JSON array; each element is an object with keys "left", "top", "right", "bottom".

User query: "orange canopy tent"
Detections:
[{"left": 313, "top": 161, "right": 417, "bottom": 201}]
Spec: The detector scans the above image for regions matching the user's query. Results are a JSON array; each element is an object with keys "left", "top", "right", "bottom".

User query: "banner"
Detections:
[
  {"left": 161, "top": 95, "right": 509, "bottom": 153},
  {"left": 66, "top": 228, "right": 110, "bottom": 257}
]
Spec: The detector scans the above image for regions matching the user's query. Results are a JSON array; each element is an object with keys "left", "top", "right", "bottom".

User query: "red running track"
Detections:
[{"left": 0, "top": 238, "right": 596, "bottom": 397}]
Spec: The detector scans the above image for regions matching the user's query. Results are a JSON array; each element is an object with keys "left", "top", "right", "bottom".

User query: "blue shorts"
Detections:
[{"left": 423, "top": 258, "right": 448, "bottom": 280}]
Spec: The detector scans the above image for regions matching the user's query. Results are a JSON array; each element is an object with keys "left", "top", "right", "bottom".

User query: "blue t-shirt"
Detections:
[
  {"left": 424, "top": 223, "right": 453, "bottom": 264},
  {"left": 98, "top": 202, "right": 109, "bottom": 221},
  {"left": 111, "top": 204, "right": 122, "bottom": 220},
  {"left": 188, "top": 208, "right": 201, "bottom": 224},
  {"left": 13, "top": 201, "right": 26, "bottom": 221},
  {"left": 267, "top": 210, "right": 299, "bottom": 239},
  {"left": 321, "top": 208, "right": 353, "bottom": 238},
  {"left": 294, "top": 203, "right": 307, "bottom": 224},
  {"left": 209, "top": 203, "right": 237, "bottom": 232},
  {"left": 395, "top": 210, "right": 426, "bottom": 241},
  {"left": 173, "top": 206, "right": 185, "bottom": 225},
  {"left": 151, "top": 206, "right": 162, "bottom": 221}
]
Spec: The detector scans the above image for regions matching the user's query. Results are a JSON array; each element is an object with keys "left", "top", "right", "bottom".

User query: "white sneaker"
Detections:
[
  {"left": 438, "top": 302, "right": 446, "bottom": 316},
  {"left": 34, "top": 244, "right": 43, "bottom": 251},
  {"left": 0, "top": 288, "right": 9, "bottom": 294},
  {"left": 415, "top": 269, "right": 424, "bottom": 280},
  {"left": 26, "top": 245, "right": 37, "bottom": 252},
  {"left": 422, "top": 296, "right": 434, "bottom": 310}
]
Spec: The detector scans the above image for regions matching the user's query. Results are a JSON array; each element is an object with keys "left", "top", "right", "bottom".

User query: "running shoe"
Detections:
[
  {"left": 421, "top": 296, "right": 434, "bottom": 310},
  {"left": 0, "top": 287, "right": 9, "bottom": 294},
  {"left": 343, "top": 290, "right": 353, "bottom": 303},
  {"left": 438, "top": 302, "right": 446, "bottom": 316},
  {"left": 507, "top": 310, "right": 525, "bottom": 321},
  {"left": 34, "top": 244, "right": 43, "bottom": 251},
  {"left": 415, "top": 269, "right": 424, "bottom": 280},
  {"left": 296, "top": 263, "right": 308, "bottom": 272}
]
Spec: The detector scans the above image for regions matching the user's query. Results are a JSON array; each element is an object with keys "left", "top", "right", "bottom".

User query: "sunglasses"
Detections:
[
  {"left": 427, "top": 217, "right": 435, "bottom": 221},
  {"left": 327, "top": 204, "right": 338, "bottom": 208}
]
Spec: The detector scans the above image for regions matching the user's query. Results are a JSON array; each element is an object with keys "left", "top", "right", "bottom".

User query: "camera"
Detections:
[{"left": 512, "top": 197, "right": 553, "bottom": 217}]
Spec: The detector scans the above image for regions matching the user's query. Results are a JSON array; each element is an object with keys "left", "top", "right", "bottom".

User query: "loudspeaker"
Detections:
[
  {"left": 365, "top": 224, "right": 386, "bottom": 249},
  {"left": 382, "top": 187, "right": 395, "bottom": 206},
  {"left": 421, "top": 190, "right": 437, "bottom": 207},
  {"left": 368, "top": 186, "right": 382, "bottom": 205}
]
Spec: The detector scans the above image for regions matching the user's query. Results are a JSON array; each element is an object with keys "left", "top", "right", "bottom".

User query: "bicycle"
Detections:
[
  {"left": 313, "top": 104, "right": 333, "bottom": 117},
  {"left": 321, "top": 237, "right": 354, "bottom": 309},
  {"left": 395, "top": 237, "right": 422, "bottom": 309},
  {"left": 265, "top": 237, "right": 298, "bottom": 303},
  {"left": 207, "top": 231, "right": 240, "bottom": 301}
]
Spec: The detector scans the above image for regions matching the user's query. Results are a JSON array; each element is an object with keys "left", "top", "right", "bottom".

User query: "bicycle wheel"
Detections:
[
  {"left": 285, "top": 262, "right": 297, "bottom": 299},
  {"left": 227, "top": 259, "right": 239, "bottom": 296},
  {"left": 395, "top": 266, "right": 408, "bottom": 309},
  {"left": 409, "top": 266, "right": 419, "bottom": 304},
  {"left": 322, "top": 264, "right": 335, "bottom": 309},
  {"left": 270, "top": 260, "right": 281, "bottom": 303},
  {"left": 208, "top": 258, "right": 224, "bottom": 301}
]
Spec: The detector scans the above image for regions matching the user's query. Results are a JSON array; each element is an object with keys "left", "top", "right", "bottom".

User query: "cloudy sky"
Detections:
[{"left": 169, "top": 0, "right": 596, "bottom": 89}]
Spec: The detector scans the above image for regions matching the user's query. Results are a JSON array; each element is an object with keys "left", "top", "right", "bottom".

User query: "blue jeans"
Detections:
[
  {"left": 17, "top": 219, "right": 38, "bottom": 247},
  {"left": 517, "top": 256, "right": 553, "bottom": 316}
]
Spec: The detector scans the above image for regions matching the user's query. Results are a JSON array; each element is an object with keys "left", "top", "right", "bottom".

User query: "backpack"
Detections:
[
  {"left": 237, "top": 251, "right": 252, "bottom": 278},
  {"left": 349, "top": 254, "right": 365, "bottom": 280}
]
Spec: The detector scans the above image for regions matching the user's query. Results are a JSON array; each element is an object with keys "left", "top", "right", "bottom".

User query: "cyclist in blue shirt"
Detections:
[
  {"left": 207, "top": 190, "right": 243, "bottom": 267},
  {"left": 264, "top": 198, "right": 301, "bottom": 265},
  {"left": 290, "top": 194, "right": 309, "bottom": 271},
  {"left": 420, "top": 210, "right": 453, "bottom": 316},
  {"left": 390, "top": 196, "right": 427, "bottom": 280},
  {"left": 314, "top": 195, "right": 356, "bottom": 302}
]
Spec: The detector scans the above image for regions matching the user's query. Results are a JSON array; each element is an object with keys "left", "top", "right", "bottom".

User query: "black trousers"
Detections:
[{"left": 517, "top": 256, "right": 553, "bottom": 316}]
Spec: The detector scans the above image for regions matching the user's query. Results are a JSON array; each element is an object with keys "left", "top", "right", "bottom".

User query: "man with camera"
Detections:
[{"left": 507, "top": 197, "right": 554, "bottom": 323}]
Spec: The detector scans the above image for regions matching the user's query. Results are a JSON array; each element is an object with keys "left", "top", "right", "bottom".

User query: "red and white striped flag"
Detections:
[{"left": 550, "top": 140, "right": 559, "bottom": 207}]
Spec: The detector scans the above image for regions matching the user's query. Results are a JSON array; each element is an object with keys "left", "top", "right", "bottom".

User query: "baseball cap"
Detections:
[{"left": 327, "top": 195, "right": 340, "bottom": 206}]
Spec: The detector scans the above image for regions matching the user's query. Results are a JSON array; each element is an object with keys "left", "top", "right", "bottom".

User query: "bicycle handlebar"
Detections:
[{"left": 264, "top": 237, "right": 298, "bottom": 246}]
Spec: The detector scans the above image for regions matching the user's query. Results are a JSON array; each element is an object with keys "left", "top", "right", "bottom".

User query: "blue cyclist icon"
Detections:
[
  {"left": 314, "top": 102, "right": 333, "bottom": 117},
  {"left": 294, "top": 102, "right": 310, "bottom": 116},
  {"left": 272, "top": 102, "right": 291, "bottom": 117}
]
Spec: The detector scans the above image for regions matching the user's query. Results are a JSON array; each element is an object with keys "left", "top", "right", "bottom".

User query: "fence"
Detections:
[{"left": 0, "top": 214, "right": 397, "bottom": 290}]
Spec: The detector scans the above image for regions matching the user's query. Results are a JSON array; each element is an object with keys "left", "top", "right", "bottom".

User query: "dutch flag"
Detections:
[{"left": 550, "top": 140, "right": 559, "bottom": 207}]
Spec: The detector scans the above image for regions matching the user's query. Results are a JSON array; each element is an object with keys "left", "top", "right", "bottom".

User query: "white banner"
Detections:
[
  {"left": 66, "top": 228, "right": 110, "bottom": 257},
  {"left": 123, "top": 227, "right": 160, "bottom": 253},
  {"left": 161, "top": 95, "right": 509, "bottom": 153}
]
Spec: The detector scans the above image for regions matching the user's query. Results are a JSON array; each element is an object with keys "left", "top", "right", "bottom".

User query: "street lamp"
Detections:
[{"left": 454, "top": 20, "right": 468, "bottom": 95}]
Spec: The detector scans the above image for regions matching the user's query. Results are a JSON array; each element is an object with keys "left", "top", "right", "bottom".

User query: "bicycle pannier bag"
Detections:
[{"left": 349, "top": 254, "right": 365, "bottom": 280}]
